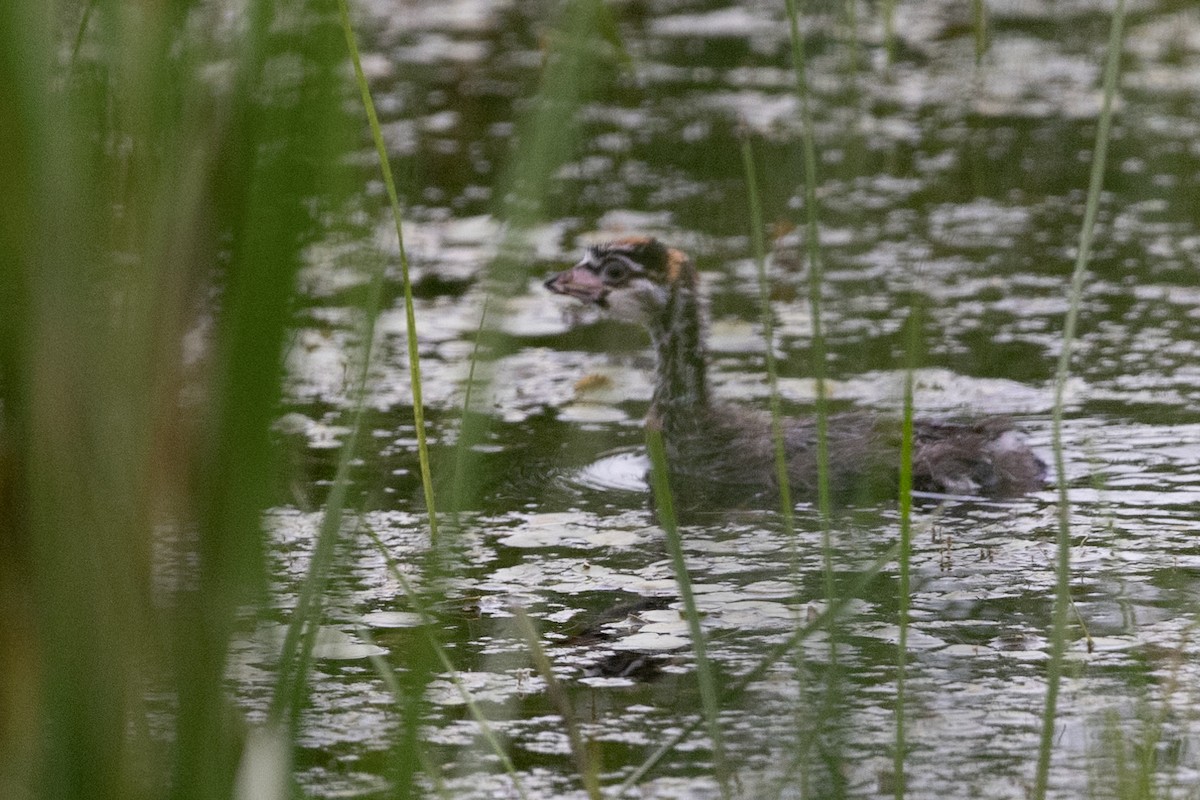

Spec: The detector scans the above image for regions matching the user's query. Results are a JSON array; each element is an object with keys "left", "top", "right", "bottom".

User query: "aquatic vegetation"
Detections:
[{"left": 4, "top": 2, "right": 1199, "bottom": 800}]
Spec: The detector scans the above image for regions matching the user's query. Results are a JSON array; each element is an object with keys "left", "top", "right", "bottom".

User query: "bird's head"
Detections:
[{"left": 543, "top": 237, "right": 696, "bottom": 328}]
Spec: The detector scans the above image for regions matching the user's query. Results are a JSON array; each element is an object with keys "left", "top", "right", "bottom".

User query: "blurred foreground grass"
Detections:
[
  {"left": 0, "top": 1, "right": 611, "bottom": 798},
  {"left": 0, "top": 1, "right": 1132, "bottom": 799},
  {"left": 1, "top": 2, "right": 356, "bottom": 798}
]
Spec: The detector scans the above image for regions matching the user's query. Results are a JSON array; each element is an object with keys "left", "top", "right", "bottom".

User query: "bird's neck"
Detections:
[{"left": 647, "top": 283, "right": 708, "bottom": 430}]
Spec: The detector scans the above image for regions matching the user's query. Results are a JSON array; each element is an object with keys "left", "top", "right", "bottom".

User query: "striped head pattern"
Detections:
[{"left": 544, "top": 237, "right": 696, "bottom": 327}]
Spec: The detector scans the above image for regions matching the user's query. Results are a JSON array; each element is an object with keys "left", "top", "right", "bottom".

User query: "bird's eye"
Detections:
[{"left": 601, "top": 260, "right": 630, "bottom": 282}]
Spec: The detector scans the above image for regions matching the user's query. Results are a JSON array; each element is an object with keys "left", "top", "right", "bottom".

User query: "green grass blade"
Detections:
[
  {"left": 882, "top": 0, "right": 897, "bottom": 66},
  {"left": 972, "top": 0, "right": 989, "bottom": 64},
  {"left": 844, "top": 0, "right": 862, "bottom": 76},
  {"left": 740, "top": 136, "right": 797, "bottom": 547},
  {"left": 269, "top": 0, "right": 411, "bottom": 728},
  {"left": 893, "top": 302, "right": 921, "bottom": 800},
  {"left": 782, "top": 3, "right": 844, "bottom": 790},
  {"left": 783, "top": 0, "right": 832, "bottom": 526},
  {"left": 444, "top": 0, "right": 626, "bottom": 513},
  {"left": 337, "top": 0, "right": 439, "bottom": 542},
  {"left": 512, "top": 606, "right": 604, "bottom": 800},
  {"left": 358, "top": 627, "right": 453, "bottom": 800},
  {"left": 68, "top": 0, "right": 98, "bottom": 68},
  {"left": 361, "top": 527, "right": 532, "bottom": 800},
  {"left": 741, "top": 138, "right": 822, "bottom": 796},
  {"left": 448, "top": 296, "right": 490, "bottom": 517},
  {"left": 2, "top": 2, "right": 356, "bottom": 798},
  {"left": 1034, "top": 1, "right": 1127, "bottom": 797},
  {"left": 619, "top": 542, "right": 901, "bottom": 793},
  {"left": 646, "top": 428, "right": 733, "bottom": 799}
]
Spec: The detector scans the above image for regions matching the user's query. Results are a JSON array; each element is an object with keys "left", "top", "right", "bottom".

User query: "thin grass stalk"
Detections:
[
  {"left": 270, "top": 0, "right": 424, "bottom": 725},
  {"left": 844, "top": 0, "right": 861, "bottom": 75},
  {"left": 1124, "top": 711, "right": 1163, "bottom": 800},
  {"left": 494, "top": 0, "right": 626, "bottom": 237},
  {"left": 767, "top": 685, "right": 861, "bottom": 800},
  {"left": 8, "top": 22, "right": 138, "bottom": 798},
  {"left": 618, "top": 542, "right": 901, "bottom": 794},
  {"left": 338, "top": 0, "right": 439, "bottom": 541},
  {"left": 444, "top": 0, "right": 624, "bottom": 513},
  {"left": 893, "top": 302, "right": 921, "bottom": 800},
  {"left": 397, "top": 4, "right": 626, "bottom": 789},
  {"left": 783, "top": 0, "right": 831, "bottom": 512},
  {"left": 972, "top": 0, "right": 988, "bottom": 64},
  {"left": 168, "top": 0, "right": 330, "bottom": 794},
  {"left": 781, "top": 11, "right": 845, "bottom": 785},
  {"left": 882, "top": 0, "right": 896, "bottom": 66},
  {"left": 1147, "top": 632, "right": 1188, "bottom": 799},
  {"left": 782, "top": 0, "right": 834, "bottom": 600},
  {"left": 7, "top": 0, "right": 335, "bottom": 792},
  {"left": 782, "top": 3, "right": 847, "bottom": 790},
  {"left": 362, "top": 527, "right": 532, "bottom": 800},
  {"left": 646, "top": 428, "right": 732, "bottom": 799},
  {"left": 512, "top": 606, "right": 603, "bottom": 800},
  {"left": 448, "top": 295, "right": 490, "bottom": 519},
  {"left": 37, "top": 3, "right": 313, "bottom": 798},
  {"left": 358, "top": 628, "right": 453, "bottom": 800},
  {"left": 69, "top": 0, "right": 98, "bottom": 68},
  {"left": 739, "top": 137, "right": 797, "bottom": 559},
  {"left": 381, "top": 4, "right": 624, "bottom": 792},
  {"left": 741, "top": 136, "right": 812, "bottom": 799},
  {"left": 488, "top": 0, "right": 629, "bottom": 287},
  {"left": 1092, "top": 696, "right": 1167, "bottom": 800},
  {"left": 1034, "top": 1, "right": 1127, "bottom": 797},
  {"left": 267, "top": 392, "right": 372, "bottom": 728},
  {"left": 355, "top": 516, "right": 442, "bottom": 800}
]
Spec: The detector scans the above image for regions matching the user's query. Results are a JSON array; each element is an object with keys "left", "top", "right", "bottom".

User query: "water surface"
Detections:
[{"left": 253, "top": 2, "right": 1200, "bottom": 797}]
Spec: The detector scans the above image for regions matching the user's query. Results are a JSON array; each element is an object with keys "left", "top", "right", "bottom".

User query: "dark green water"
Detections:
[{"left": 249, "top": 2, "right": 1200, "bottom": 797}]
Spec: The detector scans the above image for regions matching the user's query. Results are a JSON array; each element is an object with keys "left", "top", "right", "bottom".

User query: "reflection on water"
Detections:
[
  {"left": 255, "top": 0, "right": 1200, "bottom": 797},
  {"left": 570, "top": 448, "right": 650, "bottom": 494}
]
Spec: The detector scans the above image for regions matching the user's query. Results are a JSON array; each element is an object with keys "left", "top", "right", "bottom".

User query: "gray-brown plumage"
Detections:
[{"left": 545, "top": 237, "right": 1046, "bottom": 506}]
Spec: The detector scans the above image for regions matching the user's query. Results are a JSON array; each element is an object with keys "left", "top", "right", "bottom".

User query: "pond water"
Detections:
[{"left": 245, "top": 1, "right": 1200, "bottom": 797}]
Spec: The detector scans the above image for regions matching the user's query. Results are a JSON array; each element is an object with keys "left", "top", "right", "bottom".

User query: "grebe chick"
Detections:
[{"left": 545, "top": 237, "right": 1046, "bottom": 506}]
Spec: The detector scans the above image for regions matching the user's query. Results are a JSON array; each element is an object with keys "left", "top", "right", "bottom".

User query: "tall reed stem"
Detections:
[
  {"left": 882, "top": 0, "right": 896, "bottom": 66},
  {"left": 270, "top": 0, "right": 412, "bottom": 728},
  {"left": 783, "top": 0, "right": 832, "bottom": 528},
  {"left": 893, "top": 301, "right": 921, "bottom": 800},
  {"left": 782, "top": 4, "right": 843, "bottom": 789},
  {"left": 338, "top": 0, "right": 439, "bottom": 542},
  {"left": 512, "top": 607, "right": 604, "bottom": 800},
  {"left": 646, "top": 429, "right": 732, "bottom": 799},
  {"left": 618, "top": 543, "right": 900, "bottom": 794},
  {"left": 740, "top": 137, "right": 797, "bottom": 559},
  {"left": 972, "top": 0, "right": 989, "bottom": 64},
  {"left": 362, "top": 528, "right": 532, "bottom": 800},
  {"left": 1034, "top": 1, "right": 1127, "bottom": 797}
]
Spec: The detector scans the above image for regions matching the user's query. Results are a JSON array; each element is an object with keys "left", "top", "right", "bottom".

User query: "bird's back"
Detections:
[{"left": 660, "top": 406, "right": 1045, "bottom": 507}]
